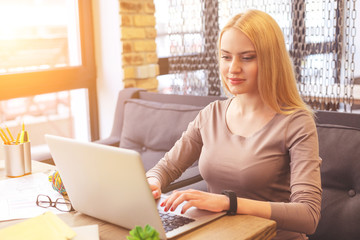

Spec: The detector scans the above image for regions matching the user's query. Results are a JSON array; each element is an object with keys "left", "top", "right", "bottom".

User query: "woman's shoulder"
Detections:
[
  {"left": 270, "top": 109, "right": 316, "bottom": 137},
  {"left": 277, "top": 109, "right": 317, "bottom": 138},
  {"left": 277, "top": 108, "right": 314, "bottom": 123},
  {"left": 289, "top": 109, "right": 315, "bottom": 124}
]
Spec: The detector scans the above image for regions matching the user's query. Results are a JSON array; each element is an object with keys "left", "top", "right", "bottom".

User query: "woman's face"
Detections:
[{"left": 220, "top": 27, "right": 258, "bottom": 96}]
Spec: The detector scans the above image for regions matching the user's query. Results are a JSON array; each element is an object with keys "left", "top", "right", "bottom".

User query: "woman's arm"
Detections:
[
  {"left": 146, "top": 103, "right": 215, "bottom": 191},
  {"left": 160, "top": 189, "right": 271, "bottom": 218}
]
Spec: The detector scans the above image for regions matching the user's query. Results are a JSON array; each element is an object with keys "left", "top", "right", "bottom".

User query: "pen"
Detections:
[{"left": 20, "top": 122, "right": 29, "bottom": 143}]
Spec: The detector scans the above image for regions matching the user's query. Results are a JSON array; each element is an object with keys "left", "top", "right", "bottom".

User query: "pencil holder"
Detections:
[
  {"left": 3, "top": 143, "right": 26, "bottom": 177},
  {"left": 23, "top": 141, "right": 32, "bottom": 175}
]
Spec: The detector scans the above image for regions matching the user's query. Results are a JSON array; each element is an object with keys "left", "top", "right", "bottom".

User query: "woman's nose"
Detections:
[{"left": 229, "top": 58, "right": 242, "bottom": 73}]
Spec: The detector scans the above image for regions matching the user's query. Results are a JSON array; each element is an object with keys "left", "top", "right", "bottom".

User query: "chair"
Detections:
[{"left": 308, "top": 110, "right": 360, "bottom": 240}]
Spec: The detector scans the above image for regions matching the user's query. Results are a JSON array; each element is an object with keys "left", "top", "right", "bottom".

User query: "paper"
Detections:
[
  {"left": 73, "top": 225, "right": 100, "bottom": 240},
  {"left": 0, "top": 211, "right": 76, "bottom": 240},
  {"left": 0, "top": 172, "right": 66, "bottom": 221}
]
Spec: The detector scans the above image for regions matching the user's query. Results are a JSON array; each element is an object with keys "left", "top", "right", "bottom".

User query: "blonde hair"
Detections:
[{"left": 218, "top": 10, "right": 312, "bottom": 115}]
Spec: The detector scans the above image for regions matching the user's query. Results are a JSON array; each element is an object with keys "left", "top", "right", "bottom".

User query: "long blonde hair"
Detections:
[{"left": 218, "top": 10, "right": 312, "bottom": 115}]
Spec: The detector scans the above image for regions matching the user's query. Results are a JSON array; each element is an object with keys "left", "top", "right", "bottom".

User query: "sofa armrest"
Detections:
[
  {"left": 107, "top": 88, "right": 145, "bottom": 143},
  {"left": 164, "top": 175, "right": 204, "bottom": 193}
]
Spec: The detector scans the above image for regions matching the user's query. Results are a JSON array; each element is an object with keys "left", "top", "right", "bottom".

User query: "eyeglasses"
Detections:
[{"left": 36, "top": 194, "right": 74, "bottom": 212}]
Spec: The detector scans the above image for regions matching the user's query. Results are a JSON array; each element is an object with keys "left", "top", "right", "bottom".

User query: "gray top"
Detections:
[{"left": 146, "top": 98, "right": 322, "bottom": 239}]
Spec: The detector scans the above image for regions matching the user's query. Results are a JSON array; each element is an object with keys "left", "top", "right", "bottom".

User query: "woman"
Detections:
[{"left": 146, "top": 9, "right": 321, "bottom": 239}]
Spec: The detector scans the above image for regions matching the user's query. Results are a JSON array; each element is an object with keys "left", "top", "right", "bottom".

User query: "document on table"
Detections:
[
  {"left": 0, "top": 211, "right": 76, "bottom": 240},
  {"left": 0, "top": 172, "right": 65, "bottom": 221},
  {"left": 0, "top": 211, "right": 99, "bottom": 240}
]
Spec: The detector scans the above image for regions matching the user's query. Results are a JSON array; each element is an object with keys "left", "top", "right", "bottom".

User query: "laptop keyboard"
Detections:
[{"left": 159, "top": 212, "right": 195, "bottom": 232}]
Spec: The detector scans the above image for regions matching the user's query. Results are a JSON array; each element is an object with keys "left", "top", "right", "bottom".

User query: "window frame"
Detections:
[{"left": 0, "top": 0, "right": 99, "bottom": 140}]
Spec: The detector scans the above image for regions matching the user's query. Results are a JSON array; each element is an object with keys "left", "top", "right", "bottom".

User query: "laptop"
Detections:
[{"left": 45, "top": 135, "right": 226, "bottom": 239}]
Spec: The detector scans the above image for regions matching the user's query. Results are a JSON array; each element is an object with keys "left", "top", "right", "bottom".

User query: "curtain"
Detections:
[{"left": 166, "top": 0, "right": 356, "bottom": 112}]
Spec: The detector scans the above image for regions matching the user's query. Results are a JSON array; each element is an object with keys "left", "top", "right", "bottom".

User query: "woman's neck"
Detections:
[{"left": 230, "top": 94, "right": 271, "bottom": 116}]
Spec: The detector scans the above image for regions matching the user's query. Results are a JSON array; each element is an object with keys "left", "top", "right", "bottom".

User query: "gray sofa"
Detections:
[{"left": 98, "top": 88, "right": 360, "bottom": 239}]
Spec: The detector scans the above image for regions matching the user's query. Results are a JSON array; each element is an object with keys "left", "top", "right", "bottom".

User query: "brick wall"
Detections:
[{"left": 119, "top": 0, "right": 159, "bottom": 91}]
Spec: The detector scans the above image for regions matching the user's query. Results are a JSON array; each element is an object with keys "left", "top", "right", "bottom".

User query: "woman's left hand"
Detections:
[{"left": 160, "top": 189, "right": 229, "bottom": 214}]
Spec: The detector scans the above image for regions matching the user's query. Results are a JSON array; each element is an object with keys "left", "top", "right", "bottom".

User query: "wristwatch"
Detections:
[{"left": 222, "top": 190, "right": 237, "bottom": 215}]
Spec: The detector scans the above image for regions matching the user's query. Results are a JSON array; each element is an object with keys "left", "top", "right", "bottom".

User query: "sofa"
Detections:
[{"left": 98, "top": 88, "right": 360, "bottom": 239}]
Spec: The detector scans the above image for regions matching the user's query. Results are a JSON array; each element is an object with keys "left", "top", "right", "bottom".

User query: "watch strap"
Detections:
[{"left": 222, "top": 190, "right": 237, "bottom": 215}]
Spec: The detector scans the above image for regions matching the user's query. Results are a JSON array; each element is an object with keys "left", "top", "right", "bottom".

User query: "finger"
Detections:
[
  {"left": 169, "top": 192, "right": 193, "bottom": 212},
  {"left": 180, "top": 200, "right": 199, "bottom": 214},
  {"left": 160, "top": 197, "right": 168, "bottom": 207},
  {"left": 149, "top": 183, "right": 161, "bottom": 199},
  {"left": 163, "top": 190, "right": 182, "bottom": 211},
  {"left": 149, "top": 185, "right": 158, "bottom": 193},
  {"left": 160, "top": 193, "right": 173, "bottom": 208},
  {"left": 152, "top": 189, "right": 160, "bottom": 199},
  {"left": 170, "top": 191, "right": 191, "bottom": 212}
]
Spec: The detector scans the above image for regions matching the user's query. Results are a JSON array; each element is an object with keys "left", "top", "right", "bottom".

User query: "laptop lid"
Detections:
[
  {"left": 45, "top": 135, "right": 225, "bottom": 239},
  {"left": 45, "top": 134, "right": 167, "bottom": 238}
]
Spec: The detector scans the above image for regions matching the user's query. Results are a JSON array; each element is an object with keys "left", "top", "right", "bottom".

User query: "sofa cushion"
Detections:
[
  {"left": 309, "top": 124, "right": 360, "bottom": 240},
  {"left": 120, "top": 98, "right": 202, "bottom": 170}
]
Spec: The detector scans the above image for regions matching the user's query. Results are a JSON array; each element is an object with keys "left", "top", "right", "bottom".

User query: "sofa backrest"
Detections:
[
  {"left": 309, "top": 111, "right": 360, "bottom": 240},
  {"left": 107, "top": 88, "right": 225, "bottom": 146},
  {"left": 119, "top": 99, "right": 203, "bottom": 170},
  {"left": 113, "top": 88, "right": 226, "bottom": 171}
]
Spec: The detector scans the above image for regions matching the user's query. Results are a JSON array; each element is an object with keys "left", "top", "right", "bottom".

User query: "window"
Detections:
[
  {"left": 0, "top": 0, "right": 98, "bottom": 160},
  {"left": 155, "top": 0, "right": 358, "bottom": 112},
  {"left": 155, "top": 0, "right": 214, "bottom": 96}
]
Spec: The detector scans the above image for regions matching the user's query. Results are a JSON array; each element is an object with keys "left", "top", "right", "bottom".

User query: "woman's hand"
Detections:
[
  {"left": 161, "top": 189, "right": 229, "bottom": 214},
  {"left": 147, "top": 177, "right": 162, "bottom": 199}
]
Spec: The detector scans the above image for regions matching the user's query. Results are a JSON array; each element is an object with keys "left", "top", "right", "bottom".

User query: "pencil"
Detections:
[
  {"left": 5, "top": 125, "right": 15, "bottom": 142},
  {"left": 16, "top": 133, "right": 20, "bottom": 144},
  {"left": 0, "top": 128, "right": 10, "bottom": 144},
  {"left": 0, "top": 131, "right": 7, "bottom": 144}
]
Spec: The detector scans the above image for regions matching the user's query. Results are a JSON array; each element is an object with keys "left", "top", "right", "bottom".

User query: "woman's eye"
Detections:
[
  {"left": 221, "top": 55, "right": 231, "bottom": 60},
  {"left": 242, "top": 56, "right": 256, "bottom": 61}
]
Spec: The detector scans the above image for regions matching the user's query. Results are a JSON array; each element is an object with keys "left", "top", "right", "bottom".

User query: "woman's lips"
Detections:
[{"left": 228, "top": 78, "right": 245, "bottom": 85}]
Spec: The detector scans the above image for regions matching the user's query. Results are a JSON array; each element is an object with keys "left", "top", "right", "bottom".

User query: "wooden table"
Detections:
[{"left": 0, "top": 160, "right": 277, "bottom": 240}]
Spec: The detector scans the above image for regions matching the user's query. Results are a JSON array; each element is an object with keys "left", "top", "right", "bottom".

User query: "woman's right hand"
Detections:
[{"left": 147, "top": 177, "right": 162, "bottom": 199}]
